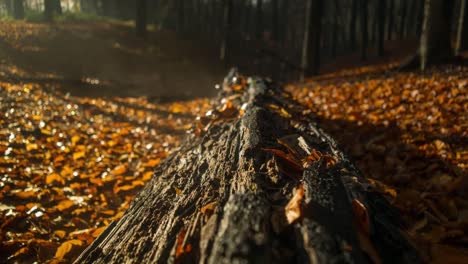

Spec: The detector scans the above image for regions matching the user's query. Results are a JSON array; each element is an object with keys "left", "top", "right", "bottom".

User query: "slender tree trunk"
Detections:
[
  {"left": 387, "top": 0, "right": 394, "bottom": 40},
  {"left": 398, "top": 0, "right": 407, "bottom": 38},
  {"left": 136, "top": 0, "right": 147, "bottom": 38},
  {"left": 177, "top": 0, "right": 185, "bottom": 34},
  {"left": 416, "top": 0, "right": 425, "bottom": 36},
  {"left": 456, "top": 0, "right": 468, "bottom": 54},
  {"left": 272, "top": 0, "right": 279, "bottom": 43},
  {"left": 54, "top": 0, "right": 62, "bottom": 15},
  {"left": 360, "top": 0, "right": 369, "bottom": 60},
  {"left": 220, "top": 0, "right": 232, "bottom": 62},
  {"left": 307, "top": 0, "right": 324, "bottom": 76},
  {"left": 5, "top": 0, "right": 13, "bottom": 16},
  {"left": 301, "top": 0, "right": 313, "bottom": 81},
  {"left": 377, "top": 0, "right": 386, "bottom": 56},
  {"left": 280, "top": 0, "right": 289, "bottom": 48},
  {"left": 44, "top": 0, "right": 54, "bottom": 22},
  {"left": 419, "top": 0, "right": 454, "bottom": 69},
  {"left": 331, "top": 0, "right": 339, "bottom": 58},
  {"left": 13, "top": 0, "right": 24, "bottom": 19},
  {"left": 256, "top": 0, "right": 263, "bottom": 39},
  {"left": 350, "top": 0, "right": 358, "bottom": 50}
]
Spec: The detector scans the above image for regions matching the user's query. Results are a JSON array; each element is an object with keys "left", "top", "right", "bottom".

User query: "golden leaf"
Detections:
[{"left": 54, "top": 239, "right": 83, "bottom": 260}]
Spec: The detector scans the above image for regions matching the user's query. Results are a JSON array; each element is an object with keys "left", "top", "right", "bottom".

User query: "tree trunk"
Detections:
[
  {"left": 456, "top": 0, "right": 468, "bottom": 54},
  {"left": 4, "top": 0, "right": 13, "bottom": 16},
  {"left": 13, "top": 0, "right": 24, "bottom": 19},
  {"left": 44, "top": 0, "right": 54, "bottom": 22},
  {"left": 360, "top": 0, "right": 369, "bottom": 60},
  {"left": 220, "top": 0, "right": 232, "bottom": 62},
  {"left": 331, "top": 0, "right": 339, "bottom": 58},
  {"left": 387, "top": 0, "right": 394, "bottom": 40},
  {"left": 398, "top": 0, "right": 407, "bottom": 38},
  {"left": 74, "top": 70, "right": 422, "bottom": 264},
  {"left": 136, "top": 0, "right": 147, "bottom": 38},
  {"left": 377, "top": 0, "right": 386, "bottom": 56},
  {"left": 272, "top": 0, "right": 279, "bottom": 43},
  {"left": 256, "top": 0, "right": 263, "bottom": 39},
  {"left": 301, "top": 0, "right": 313, "bottom": 81},
  {"left": 54, "top": 0, "right": 62, "bottom": 15},
  {"left": 280, "top": 0, "right": 290, "bottom": 48},
  {"left": 307, "top": 0, "right": 324, "bottom": 76},
  {"left": 419, "top": 0, "right": 454, "bottom": 70},
  {"left": 349, "top": 0, "right": 358, "bottom": 50}
]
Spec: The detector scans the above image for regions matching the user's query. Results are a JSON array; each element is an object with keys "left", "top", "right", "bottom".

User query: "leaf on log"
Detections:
[{"left": 285, "top": 185, "right": 305, "bottom": 224}]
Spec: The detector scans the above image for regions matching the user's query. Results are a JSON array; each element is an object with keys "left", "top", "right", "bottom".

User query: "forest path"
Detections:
[{"left": 0, "top": 20, "right": 226, "bottom": 98}]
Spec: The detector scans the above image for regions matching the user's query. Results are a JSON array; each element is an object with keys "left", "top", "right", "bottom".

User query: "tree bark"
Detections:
[
  {"left": 54, "top": 0, "right": 62, "bottom": 15},
  {"left": 349, "top": 0, "right": 358, "bottom": 50},
  {"left": 456, "top": 0, "right": 468, "bottom": 54},
  {"left": 306, "top": 0, "right": 324, "bottom": 76},
  {"left": 256, "top": 0, "right": 263, "bottom": 39},
  {"left": 419, "top": 0, "right": 454, "bottom": 70},
  {"left": 44, "top": 0, "right": 54, "bottom": 22},
  {"left": 398, "top": 0, "right": 407, "bottom": 38},
  {"left": 272, "top": 0, "right": 279, "bottom": 43},
  {"left": 74, "top": 70, "right": 422, "bottom": 264},
  {"left": 13, "top": 0, "right": 24, "bottom": 19},
  {"left": 360, "top": 0, "right": 369, "bottom": 60},
  {"left": 220, "top": 0, "right": 232, "bottom": 62},
  {"left": 136, "top": 0, "right": 147, "bottom": 38},
  {"left": 387, "top": 0, "right": 394, "bottom": 40},
  {"left": 377, "top": 0, "right": 386, "bottom": 56}
]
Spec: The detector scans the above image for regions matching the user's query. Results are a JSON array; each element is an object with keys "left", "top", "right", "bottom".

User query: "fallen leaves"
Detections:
[
  {"left": 0, "top": 80, "right": 211, "bottom": 262},
  {"left": 290, "top": 65, "right": 468, "bottom": 262}
]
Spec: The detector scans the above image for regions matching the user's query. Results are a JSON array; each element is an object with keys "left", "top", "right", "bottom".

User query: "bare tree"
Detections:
[
  {"left": 136, "top": 0, "right": 147, "bottom": 38},
  {"left": 377, "top": 0, "right": 386, "bottom": 56},
  {"left": 456, "top": 0, "right": 468, "bottom": 54},
  {"left": 13, "top": 0, "right": 24, "bottom": 19},
  {"left": 419, "top": 0, "right": 454, "bottom": 69},
  {"left": 360, "top": 0, "right": 369, "bottom": 60}
]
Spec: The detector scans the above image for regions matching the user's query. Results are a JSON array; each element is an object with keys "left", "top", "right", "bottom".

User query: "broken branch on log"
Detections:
[{"left": 75, "top": 69, "right": 422, "bottom": 264}]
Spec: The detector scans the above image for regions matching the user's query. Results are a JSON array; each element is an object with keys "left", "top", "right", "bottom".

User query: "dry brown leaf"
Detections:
[{"left": 285, "top": 185, "right": 305, "bottom": 224}]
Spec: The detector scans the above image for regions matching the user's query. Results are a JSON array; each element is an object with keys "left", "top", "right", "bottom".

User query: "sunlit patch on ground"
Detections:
[{"left": 0, "top": 81, "right": 211, "bottom": 262}]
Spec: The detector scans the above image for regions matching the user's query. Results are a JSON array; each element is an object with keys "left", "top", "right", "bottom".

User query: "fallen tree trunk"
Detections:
[{"left": 75, "top": 70, "right": 422, "bottom": 264}]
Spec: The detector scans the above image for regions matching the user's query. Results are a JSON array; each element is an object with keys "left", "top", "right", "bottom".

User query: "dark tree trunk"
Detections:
[
  {"left": 398, "top": 0, "right": 407, "bottom": 38},
  {"left": 44, "top": 0, "right": 54, "bottom": 22},
  {"left": 377, "top": 0, "right": 386, "bottom": 56},
  {"left": 349, "top": 0, "right": 358, "bottom": 50},
  {"left": 456, "top": 0, "right": 468, "bottom": 54},
  {"left": 74, "top": 70, "right": 422, "bottom": 264},
  {"left": 54, "top": 0, "right": 62, "bottom": 15},
  {"left": 307, "top": 0, "right": 324, "bottom": 76},
  {"left": 360, "top": 0, "right": 369, "bottom": 60},
  {"left": 136, "top": 0, "right": 147, "bottom": 38},
  {"left": 419, "top": 0, "right": 454, "bottom": 69},
  {"left": 387, "top": 0, "right": 394, "bottom": 40},
  {"left": 256, "top": 0, "right": 263, "bottom": 39},
  {"left": 13, "top": 0, "right": 24, "bottom": 19},
  {"left": 272, "top": 0, "right": 279, "bottom": 43},
  {"left": 331, "top": 0, "right": 339, "bottom": 58},
  {"left": 177, "top": 0, "right": 185, "bottom": 34},
  {"left": 280, "top": 0, "right": 290, "bottom": 48},
  {"left": 220, "top": 0, "right": 233, "bottom": 62}
]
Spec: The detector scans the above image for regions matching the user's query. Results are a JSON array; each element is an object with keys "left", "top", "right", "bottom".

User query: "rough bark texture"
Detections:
[{"left": 75, "top": 71, "right": 421, "bottom": 264}]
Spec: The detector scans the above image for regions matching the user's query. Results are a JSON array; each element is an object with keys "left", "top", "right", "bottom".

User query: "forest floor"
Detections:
[{"left": 0, "top": 21, "right": 467, "bottom": 263}]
